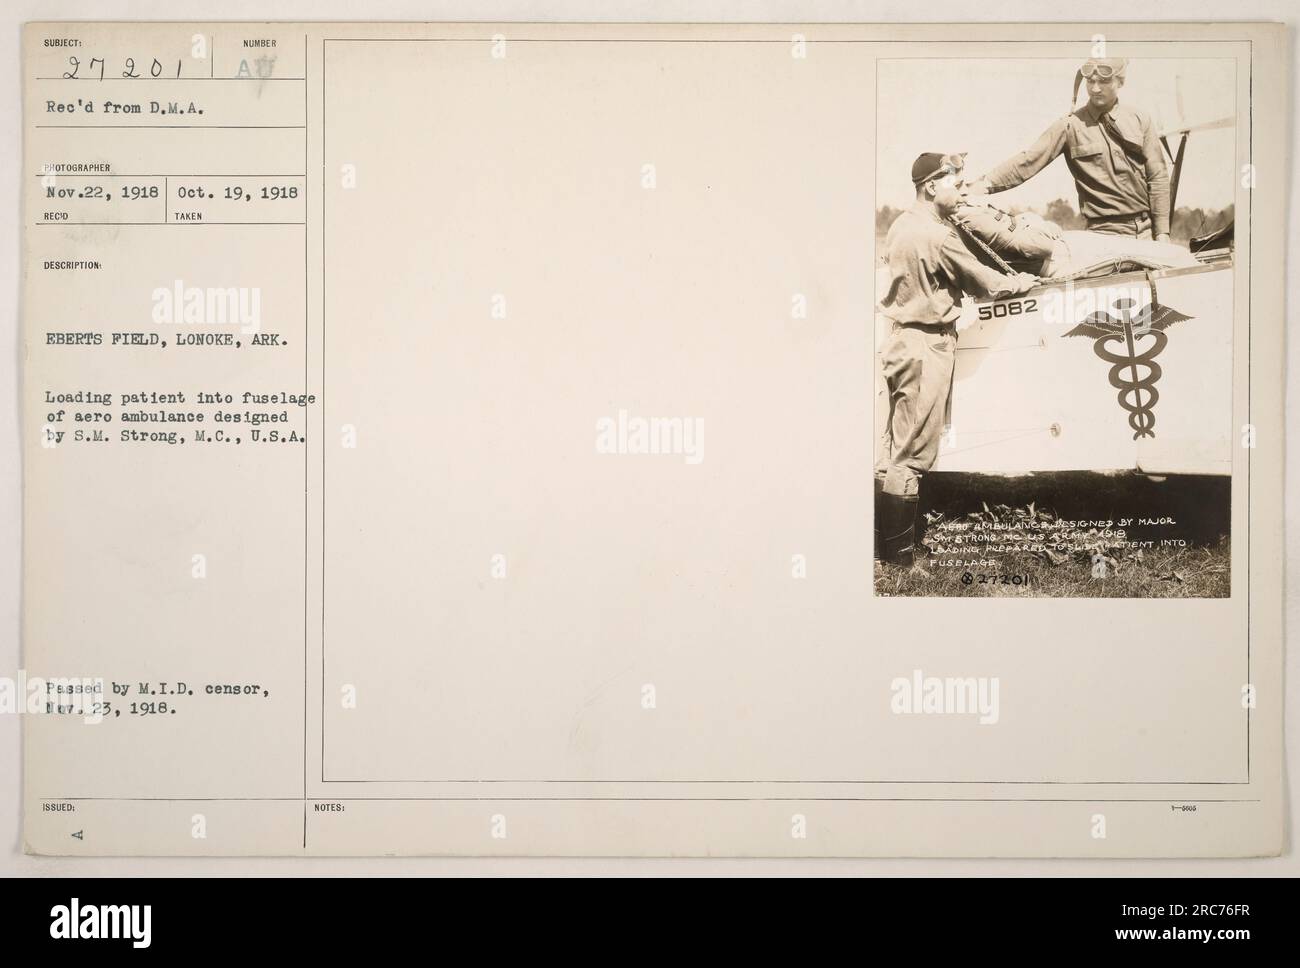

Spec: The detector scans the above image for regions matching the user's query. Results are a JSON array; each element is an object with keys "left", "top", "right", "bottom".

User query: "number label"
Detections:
[{"left": 977, "top": 297, "right": 1037, "bottom": 321}]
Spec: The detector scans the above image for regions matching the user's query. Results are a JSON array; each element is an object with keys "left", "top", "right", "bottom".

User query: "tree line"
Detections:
[{"left": 875, "top": 200, "right": 1234, "bottom": 246}]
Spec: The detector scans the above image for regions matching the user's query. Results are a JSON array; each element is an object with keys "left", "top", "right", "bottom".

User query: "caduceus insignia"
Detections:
[{"left": 1063, "top": 297, "right": 1192, "bottom": 439}]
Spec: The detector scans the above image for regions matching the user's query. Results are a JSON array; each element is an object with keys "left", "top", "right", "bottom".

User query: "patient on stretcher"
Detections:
[{"left": 950, "top": 199, "right": 1200, "bottom": 280}]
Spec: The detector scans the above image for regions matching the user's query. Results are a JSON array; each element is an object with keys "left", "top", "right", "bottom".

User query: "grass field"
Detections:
[
  {"left": 874, "top": 473, "right": 1232, "bottom": 598},
  {"left": 876, "top": 533, "right": 1231, "bottom": 598}
]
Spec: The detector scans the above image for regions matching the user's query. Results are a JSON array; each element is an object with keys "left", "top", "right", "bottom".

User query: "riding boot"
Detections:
[
  {"left": 879, "top": 492, "right": 919, "bottom": 567},
  {"left": 873, "top": 478, "right": 884, "bottom": 561}
]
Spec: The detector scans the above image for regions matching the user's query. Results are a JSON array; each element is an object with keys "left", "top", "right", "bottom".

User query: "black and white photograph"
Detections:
[{"left": 874, "top": 55, "right": 1236, "bottom": 597}]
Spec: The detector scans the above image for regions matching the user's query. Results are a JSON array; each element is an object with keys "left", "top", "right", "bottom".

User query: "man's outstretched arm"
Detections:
[
  {"left": 969, "top": 117, "right": 1070, "bottom": 195},
  {"left": 938, "top": 233, "right": 1038, "bottom": 300}
]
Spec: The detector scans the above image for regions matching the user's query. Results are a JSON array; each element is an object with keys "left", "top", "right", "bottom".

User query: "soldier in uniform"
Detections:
[
  {"left": 876, "top": 153, "right": 1038, "bottom": 567},
  {"left": 966, "top": 58, "right": 1171, "bottom": 242}
]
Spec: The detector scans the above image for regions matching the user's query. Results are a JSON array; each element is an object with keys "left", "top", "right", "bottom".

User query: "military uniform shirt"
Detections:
[
  {"left": 879, "top": 203, "right": 1020, "bottom": 325},
  {"left": 983, "top": 100, "right": 1171, "bottom": 237}
]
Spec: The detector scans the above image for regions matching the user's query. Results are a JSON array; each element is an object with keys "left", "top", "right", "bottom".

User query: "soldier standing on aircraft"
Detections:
[{"left": 966, "top": 58, "right": 1171, "bottom": 242}]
